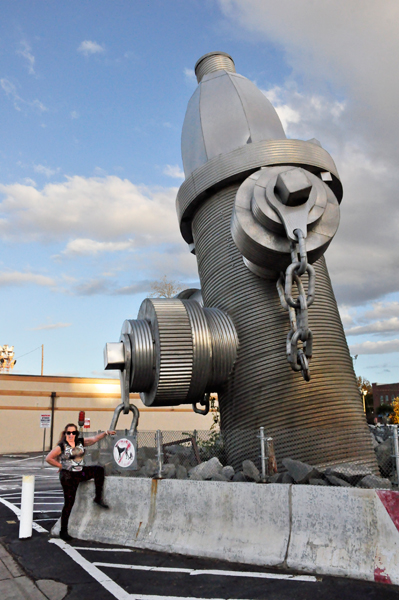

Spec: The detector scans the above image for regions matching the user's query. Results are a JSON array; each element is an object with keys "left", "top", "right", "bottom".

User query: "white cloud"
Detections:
[
  {"left": 30, "top": 322, "right": 72, "bottom": 331},
  {"left": 346, "top": 317, "right": 399, "bottom": 337},
  {"left": 0, "top": 176, "right": 180, "bottom": 247},
  {"left": 363, "top": 302, "right": 399, "bottom": 321},
  {"left": 70, "top": 111, "right": 79, "bottom": 119},
  {"left": 59, "top": 238, "right": 135, "bottom": 257},
  {"left": 0, "top": 271, "right": 55, "bottom": 287},
  {"left": 163, "top": 164, "right": 184, "bottom": 179},
  {"left": 17, "top": 40, "right": 35, "bottom": 75},
  {"left": 78, "top": 41, "right": 105, "bottom": 56},
  {"left": 0, "top": 78, "right": 47, "bottom": 113},
  {"left": 33, "top": 164, "right": 58, "bottom": 178},
  {"left": 184, "top": 68, "right": 196, "bottom": 85},
  {"left": 350, "top": 340, "right": 399, "bottom": 355}
]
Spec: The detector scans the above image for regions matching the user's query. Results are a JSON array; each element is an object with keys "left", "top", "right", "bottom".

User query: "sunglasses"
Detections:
[{"left": 65, "top": 431, "right": 78, "bottom": 436}]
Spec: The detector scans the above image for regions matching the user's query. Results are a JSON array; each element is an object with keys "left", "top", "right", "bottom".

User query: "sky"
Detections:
[{"left": 1, "top": 0, "right": 398, "bottom": 385}]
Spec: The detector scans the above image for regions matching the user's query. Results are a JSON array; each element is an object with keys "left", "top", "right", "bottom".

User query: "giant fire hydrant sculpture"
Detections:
[{"left": 105, "top": 52, "right": 377, "bottom": 473}]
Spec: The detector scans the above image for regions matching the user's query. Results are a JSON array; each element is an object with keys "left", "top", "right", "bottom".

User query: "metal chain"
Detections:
[{"left": 276, "top": 229, "right": 315, "bottom": 381}]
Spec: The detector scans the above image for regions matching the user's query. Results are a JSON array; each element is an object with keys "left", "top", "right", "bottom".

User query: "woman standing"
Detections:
[{"left": 46, "top": 422, "right": 115, "bottom": 541}]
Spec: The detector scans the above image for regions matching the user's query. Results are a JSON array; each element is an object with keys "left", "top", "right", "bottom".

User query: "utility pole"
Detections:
[{"left": 41, "top": 344, "right": 44, "bottom": 376}]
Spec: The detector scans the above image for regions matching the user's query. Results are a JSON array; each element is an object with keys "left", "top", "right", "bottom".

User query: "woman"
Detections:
[{"left": 46, "top": 423, "right": 115, "bottom": 541}]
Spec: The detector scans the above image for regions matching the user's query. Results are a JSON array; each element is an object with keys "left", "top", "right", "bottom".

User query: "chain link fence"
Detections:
[{"left": 82, "top": 424, "right": 399, "bottom": 488}]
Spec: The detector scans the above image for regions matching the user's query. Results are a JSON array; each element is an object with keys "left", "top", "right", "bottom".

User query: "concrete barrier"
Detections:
[{"left": 63, "top": 478, "right": 399, "bottom": 585}]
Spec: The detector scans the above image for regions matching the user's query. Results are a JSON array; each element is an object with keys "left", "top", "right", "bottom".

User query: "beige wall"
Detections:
[{"left": 0, "top": 374, "right": 214, "bottom": 454}]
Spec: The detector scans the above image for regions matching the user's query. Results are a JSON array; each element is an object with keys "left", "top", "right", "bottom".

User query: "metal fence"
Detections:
[{"left": 82, "top": 424, "right": 399, "bottom": 487}]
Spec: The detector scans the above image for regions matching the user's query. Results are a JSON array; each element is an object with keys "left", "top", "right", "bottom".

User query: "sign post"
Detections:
[{"left": 40, "top": 413, "right": 51, "bottom": 467}]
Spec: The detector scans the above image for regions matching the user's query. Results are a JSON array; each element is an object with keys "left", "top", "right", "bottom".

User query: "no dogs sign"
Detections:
[{"left": 113, "top": 436, "right": 137, "bottom": 470}]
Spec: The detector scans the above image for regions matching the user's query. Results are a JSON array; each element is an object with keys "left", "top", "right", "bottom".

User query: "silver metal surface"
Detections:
[
  {"left": 259, "top": 427, "right": 267, "bottom": 483},
  {"left": 191, "top": 183, "right": 378, "bottom": 473},
  {"left": 105, "top": 297, "right": 238, "bottom": 408},
  {"left": 110, "top": 402, "right": 139, "bottom": 436},
  {"left": 194, "top": 51, "right": 236, "bottom": 83},
  {"left": 104, "top": 342, "right": 125, "bottom": 371},
  {"left": 155, "top": 430, "right": 164, "bottom": 479},
  {"left": 177, "top": 138, "right": 342, "bottom": 244},
  {"left": 231, "top": 166, "right": 339, "bottom": 276},
  {"left": 182, "top": 55, "right": 286, "bottom": 178}
]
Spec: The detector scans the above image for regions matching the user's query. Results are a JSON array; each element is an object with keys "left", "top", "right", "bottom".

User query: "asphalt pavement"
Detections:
[{"left": 1, "top": 452, "right": 399, "bottom": 600}]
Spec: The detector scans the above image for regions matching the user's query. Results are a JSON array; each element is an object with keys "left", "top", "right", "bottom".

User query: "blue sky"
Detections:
[{"left": 1, "top": 0, "right": 399, "bottom": 385}]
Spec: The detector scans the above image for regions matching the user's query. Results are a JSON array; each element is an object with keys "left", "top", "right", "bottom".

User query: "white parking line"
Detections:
[
  {"left": 74, "top": 547, "right": 134, "bottom": 552},
  {"left": 0, "top": 496, "right": 48, "bottom": 533},
  {"left": 92, "top": 562, "right": 317, "bottom": 582},
  {"left": 50, "top": 539, "right": 262, "bottom": 600}
]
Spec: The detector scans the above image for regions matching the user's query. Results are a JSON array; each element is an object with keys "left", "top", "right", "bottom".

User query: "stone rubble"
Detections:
[{"left": 105, "top": 425, "right": 397, "bottom": 490}]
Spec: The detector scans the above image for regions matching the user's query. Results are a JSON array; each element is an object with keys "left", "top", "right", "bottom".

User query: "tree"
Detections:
[
  {"left": 149, "top": 275, "right": 184, "bottom": 298},
  {"left": 391, "top": 398, "right": 399, "bottom": 424}
]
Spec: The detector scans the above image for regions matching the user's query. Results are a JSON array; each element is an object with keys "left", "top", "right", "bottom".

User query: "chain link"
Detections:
[{"left": 276, "top": 228, "right": 315, "bottom": 381}]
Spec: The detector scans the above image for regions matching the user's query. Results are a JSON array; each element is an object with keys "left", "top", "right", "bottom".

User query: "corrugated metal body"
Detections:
[
  {"left": 192, "top": 184, "right": 378, "bottom": 474},
  {"left": 126, "top": 319, "right": 154, "bottom": 392}
]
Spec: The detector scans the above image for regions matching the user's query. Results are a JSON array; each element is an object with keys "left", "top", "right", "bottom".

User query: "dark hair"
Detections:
[{"left": 58, "top": 423, "right": 78, "bottom": 444}]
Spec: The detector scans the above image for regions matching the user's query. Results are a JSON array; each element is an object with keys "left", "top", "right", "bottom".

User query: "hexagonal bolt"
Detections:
[
  {"left": 104, "top": 342, "right": 125, "bottom": 370},
  {"left": 275, "top": 168, "right": 312, "bottom": 207}
]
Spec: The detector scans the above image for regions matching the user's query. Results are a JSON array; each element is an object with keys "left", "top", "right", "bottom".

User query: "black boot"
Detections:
[
  {"left": 94, "top": 497, "right": 109, "bottom": 509},
  {"left": 60, "top": 529, "right": 73, "bottom": 542}
]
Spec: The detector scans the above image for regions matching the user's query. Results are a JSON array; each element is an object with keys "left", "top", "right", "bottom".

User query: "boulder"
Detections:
[
  {"left": 176, "top": 465, "right": 188, "bottom": 480},
  {"left": 211, "top": 473, "right": 230, "bottom": 482},
  {"left": 281, "top": 472, "right": 294, "bottom": 484},
  {"left": 162, "top": 464, "right": 176, "bottom": 479},
  {"left": 144, "top": 458, "right": 158, "bottom": 478},
  {"left": 282, "top": 458, "right": 321, "bottom": 484},
  {"left": 357, "top": 475, "right": 392, "bottom": 490},
  {"left": 221, "top": 466, "right": 235, "bottom": 480},
  {"left": 166, "top": 454, "right": 181, "bottom": 468},
  {"left": 269, "top": 473, "right": 283, "bottom": 484},
  {"left": 232, "top": 471, "right": 247, "bottom": 482},
  {"left": 242, "top": 460, "right": 260, "bottom": 483},
  {"left": 324, "top": 463, "right": 371, "bottom": 485},
  {"left": 325, "top": 475, "right": 353, "bottom": 487},
  {"left": 189, "top": 457, "right": 223, "bottom": 481},
  {"left": 309, "top": 478, "right": 329, "bottom": 486}
]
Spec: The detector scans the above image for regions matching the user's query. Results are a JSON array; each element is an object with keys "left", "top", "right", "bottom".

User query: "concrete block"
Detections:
[
  {"left": 287, "top": 487, "right": 378, "bottom": 580},
  {"left": 67, "top": 478, "right": 290, "bottom": 567}
]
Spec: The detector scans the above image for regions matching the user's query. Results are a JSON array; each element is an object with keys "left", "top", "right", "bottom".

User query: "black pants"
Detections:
[{"left": 60, "top": 466, "right": 105, "bottom": 531}]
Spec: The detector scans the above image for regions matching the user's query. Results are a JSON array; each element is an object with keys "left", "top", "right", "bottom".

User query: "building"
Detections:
[
  {"left": 372, "top": 382, "right": 399, "bottom": 413},
  {"left": 0, "top": 374, "right": 214, "bottom": 454}
]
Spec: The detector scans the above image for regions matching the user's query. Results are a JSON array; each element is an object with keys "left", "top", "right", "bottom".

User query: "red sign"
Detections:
[{"left": 84, "top": 417, "right": 90, "bottom": 429}]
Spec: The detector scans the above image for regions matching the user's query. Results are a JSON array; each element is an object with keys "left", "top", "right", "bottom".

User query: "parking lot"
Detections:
[{"left": 1, "top": 452, "right": 398, "bottom": 600}]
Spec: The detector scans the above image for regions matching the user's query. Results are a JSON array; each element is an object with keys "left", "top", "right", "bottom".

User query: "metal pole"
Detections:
[
  {"left": 19, "top": 475, "right": 34, "bottom": 539},
  {"left": 393, "top": 425, "right": 399, "bottom": 487},
  {"left": 156, "top": 430, "right": 163, "bottom": 479},
  {"left": 41, "top": 429, "right": 46, "bottom": 468},
  {"left": 50, "top": 392, "right": 56, "bottom": 449},
  {"left": 259, "top": 427, "right": 267, "bottom": 482}
]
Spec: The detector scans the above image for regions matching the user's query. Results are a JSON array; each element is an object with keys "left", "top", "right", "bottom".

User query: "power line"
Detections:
[{"left": 15, "top": 346, "right": 42, "bottom": 361}]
